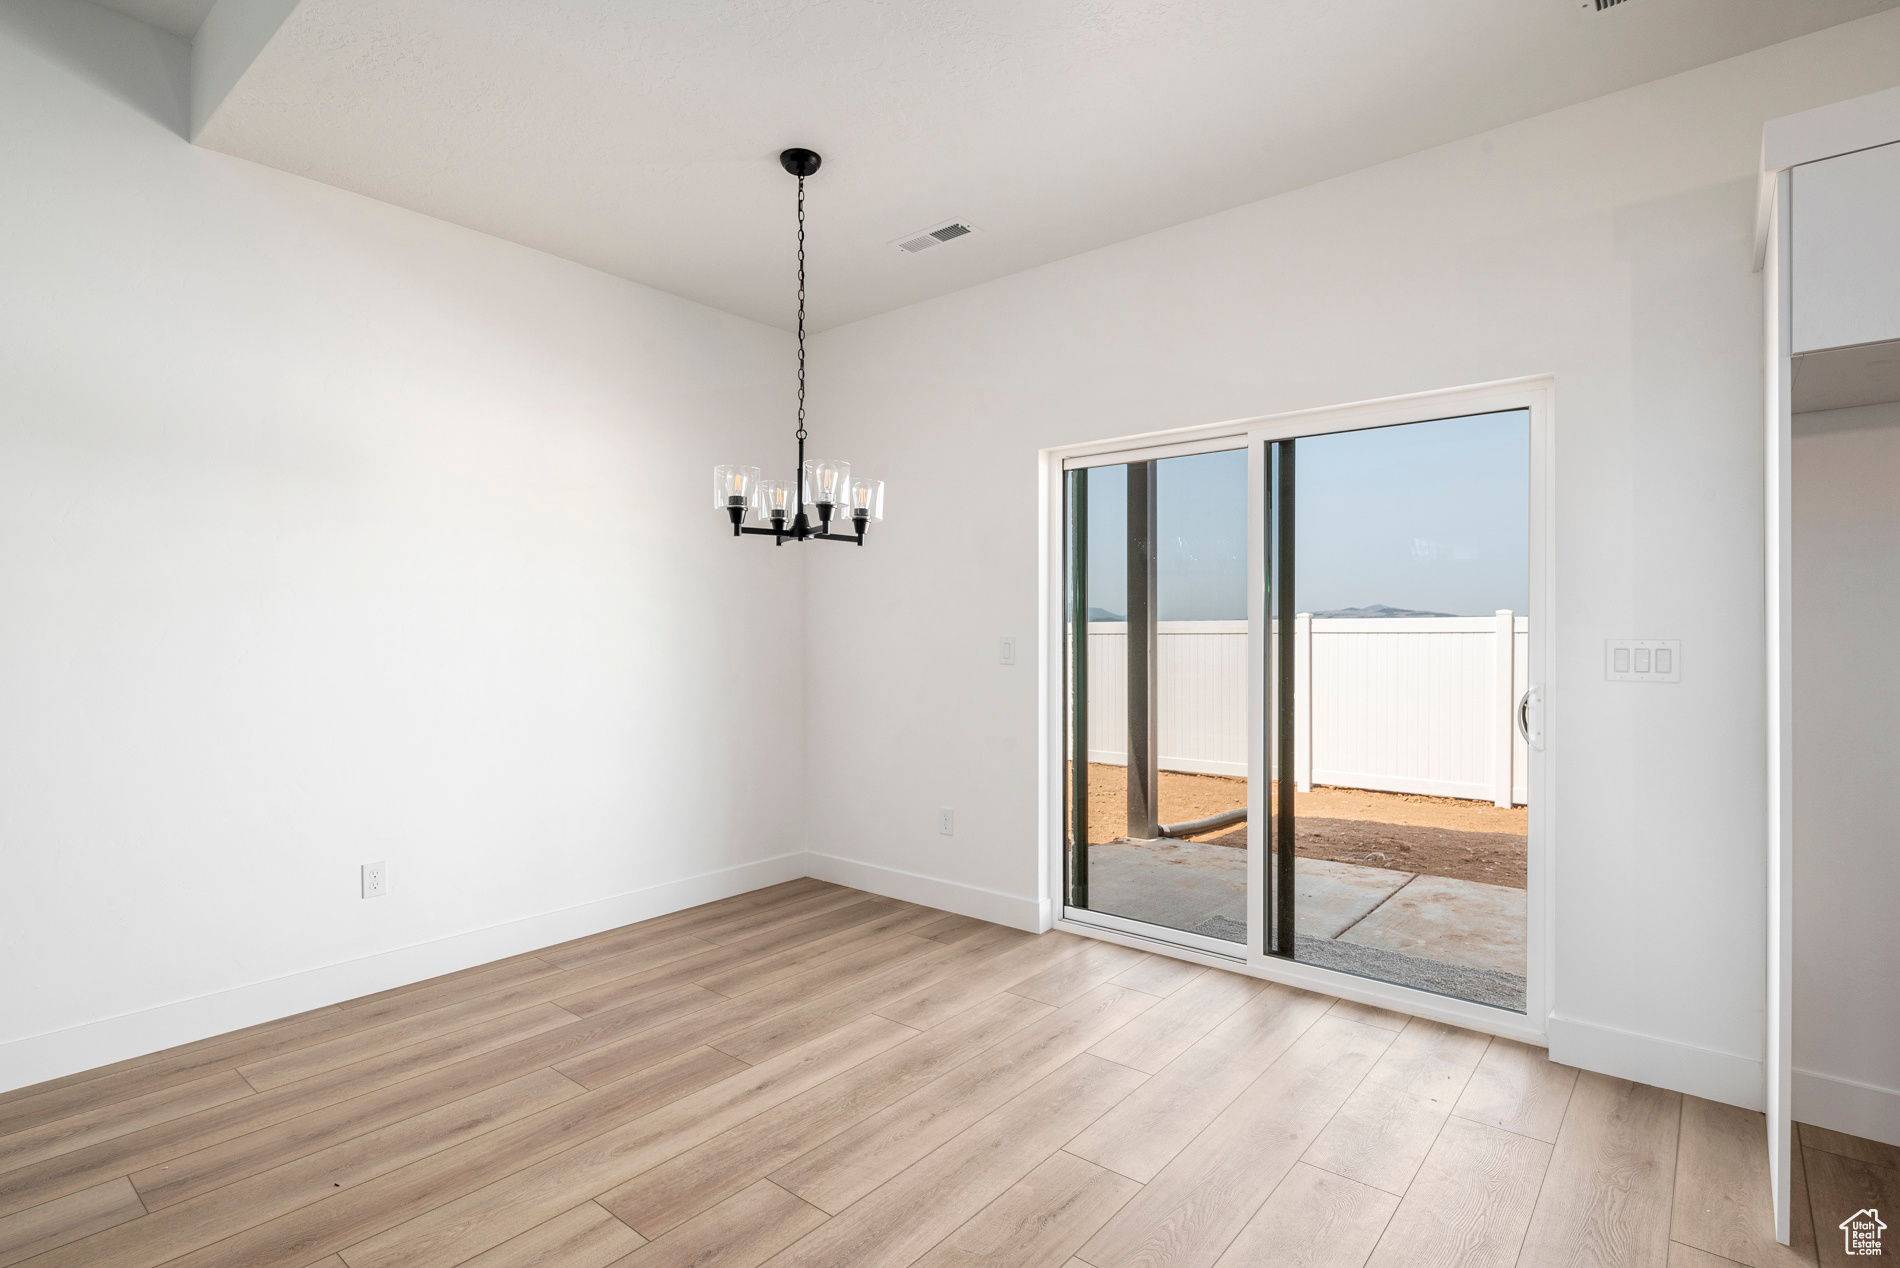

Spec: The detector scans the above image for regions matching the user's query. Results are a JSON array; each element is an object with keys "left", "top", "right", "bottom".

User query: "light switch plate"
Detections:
[
  {"left": 999, "top": 637, "right": 1016, "bottom": 665},
  {"left": 1606, "top": 639, "right": 1681, "bottom": 682}
]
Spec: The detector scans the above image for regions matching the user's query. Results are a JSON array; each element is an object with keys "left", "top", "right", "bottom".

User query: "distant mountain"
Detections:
[
  {"left": 1086, "top": 606, "right": 1126, "bottom": 622},
  {"left": 1309, "top": 604, "right": 1459, "bottom": 619}
]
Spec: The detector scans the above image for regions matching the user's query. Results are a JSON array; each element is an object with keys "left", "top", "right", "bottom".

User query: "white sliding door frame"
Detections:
[{"left": 1038, "top": 374, "right": 1556, "bottom": 1046}]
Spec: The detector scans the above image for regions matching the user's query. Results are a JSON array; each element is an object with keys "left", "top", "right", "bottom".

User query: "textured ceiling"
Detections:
[
  {"left": 90, "top": 0, "right": 216, "bottom": 39},
  {"left": 196, "top": 0, "right": 1898, "bottom": 331}
]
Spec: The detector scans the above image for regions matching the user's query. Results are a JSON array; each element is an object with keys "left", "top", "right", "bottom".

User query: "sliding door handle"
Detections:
[{"left": 1517, "top": 686, "right": 1544, "bottom": 751}]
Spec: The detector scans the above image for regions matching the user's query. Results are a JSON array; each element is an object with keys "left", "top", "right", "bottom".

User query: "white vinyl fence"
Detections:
[{"left": 1083, "top": 615, "right": 1528, "bottom": 806}]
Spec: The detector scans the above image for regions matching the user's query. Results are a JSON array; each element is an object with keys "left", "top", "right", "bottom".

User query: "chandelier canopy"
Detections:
[{"left": 714, "top": 149, "right": 884, "bottom": 546}]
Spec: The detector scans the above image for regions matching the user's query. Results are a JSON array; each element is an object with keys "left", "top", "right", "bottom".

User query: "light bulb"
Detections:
[
  {"left": 754, "top": 478, "right": 793, "bottom": 522},
  {"left": 803, "top": 459, "right": 850, "bottom": 508},
  {"left": 713, "top": 465, "right": 759, "bottom": 510},
  {"left": 848, "top": 479, "right": 884, "bottom": 521}
]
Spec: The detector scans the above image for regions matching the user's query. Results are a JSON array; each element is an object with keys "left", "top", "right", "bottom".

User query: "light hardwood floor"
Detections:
[{"left": 0, "top": 880, "right": 1889, "bottom": 1268}]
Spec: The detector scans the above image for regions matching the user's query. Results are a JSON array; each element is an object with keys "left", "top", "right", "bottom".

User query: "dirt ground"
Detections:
[{"left": 1080, "top": 765, "right": 1527, "bottom": 889}]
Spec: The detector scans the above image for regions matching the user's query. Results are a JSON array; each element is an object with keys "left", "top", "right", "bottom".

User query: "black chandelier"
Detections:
[{"left": 714, "top": 148, "right": 884, "bottom": 546}]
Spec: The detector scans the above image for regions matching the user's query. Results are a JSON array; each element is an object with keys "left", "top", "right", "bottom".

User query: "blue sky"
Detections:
[{"left": 1082, "top": 410, "right": 1528, "bottom": 619}]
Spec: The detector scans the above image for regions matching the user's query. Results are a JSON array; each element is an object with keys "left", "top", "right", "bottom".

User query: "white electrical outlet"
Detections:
[
  {"left": 938, "top": 807, "right": 955, "bottom": 836},
  {"left": 1605, "top": 639, "right": 1681, "bottom": 682},
  {"left": 999, "top": 637, "right": 1016, "bottom": 665},
  {"left": 361, "top": 861, "right": 388, "bottom": 898}
]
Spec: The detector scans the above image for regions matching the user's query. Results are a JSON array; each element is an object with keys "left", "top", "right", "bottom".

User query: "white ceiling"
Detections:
[
  {"left": 92, "top": 0, "right": 216, "bottom": 39},
  {"left": 194, "top": 0, "right": 1897, "bottom": 332}
]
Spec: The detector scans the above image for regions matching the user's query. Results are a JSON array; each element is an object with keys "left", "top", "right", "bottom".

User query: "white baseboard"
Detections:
[
  {"left": 803, "top": 852, "right": 1046, "bottom": 933},
  {"left": 1795, "top": 1067, "right": 1900, "bottom": 1149},
  {"left": 1548, "top": 1013, "right": 1764, "bottom": 1111},
  {"left": 0, "top": 852, "right": 808, "bottom": 1095}
]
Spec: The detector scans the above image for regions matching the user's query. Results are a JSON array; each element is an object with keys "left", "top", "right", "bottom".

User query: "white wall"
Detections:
[
  {"left": 802, "top": 11, "right": 1900, "bottom": 1107},
  {"left": 0, "top": 0, "right": 802, "bottom": 1090},
  {"left": 1791, "top": 400, "right": 1900, "bottom": 1145}
]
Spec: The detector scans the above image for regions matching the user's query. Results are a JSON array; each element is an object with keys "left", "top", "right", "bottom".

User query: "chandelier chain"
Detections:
[
  {"left": 795, "top": 175, "right": 807, "bottom": 443},
  {"left": 715, "top": 149, "right": 872, "bottom": 548}
]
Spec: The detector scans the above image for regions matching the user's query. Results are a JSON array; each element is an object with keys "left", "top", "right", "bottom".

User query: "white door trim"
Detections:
[{"left": 1764, "top": 169, "right": 1795, "bottom": 1246}]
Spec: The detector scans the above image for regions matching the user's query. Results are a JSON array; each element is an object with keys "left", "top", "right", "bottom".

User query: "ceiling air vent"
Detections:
[
  {"left": 1577, "top": 0, "right": 1634, "bottom": 11},
  {"left": 892, "top": 220, "right": 979, "bottom": 255}
]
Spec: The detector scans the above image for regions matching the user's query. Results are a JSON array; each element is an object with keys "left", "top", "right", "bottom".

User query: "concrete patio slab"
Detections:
[
  {"left": 1293, "top": 857, "right": 1415, "bottom": 938},
  {"left": 1081, "top": 844, "right": 1418, "bottom": 943},
  {"left": 1077, "top": 842, "right": 1527, "bottom": 999},
  {"left": 1336, "top": 872, "right": 1525, "bottom": 974},
  {"left": 1084, "top": 839, "right": 1246, "bottom": 938},
  {"left": 1293, "top": 934, "right": 1526, "bottom": 1013}
]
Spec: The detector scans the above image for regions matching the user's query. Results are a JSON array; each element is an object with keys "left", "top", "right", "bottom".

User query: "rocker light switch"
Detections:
[{"left": 1606, "top": 640, "right": 1681, "bottom": 683}]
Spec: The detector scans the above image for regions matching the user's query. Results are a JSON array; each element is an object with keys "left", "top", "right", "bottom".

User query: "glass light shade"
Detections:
[
  {"left": 848, "top": 478, "right": 885, "bottom": 521},
  {"left": 754, "top": 478, "right": 794, "bottom": 521},
  {"left": 713, "top": 464, "right": 760, "bottom": 510},
  {"left": 802, "top": 459, "right": 850, "bottom": 508}
]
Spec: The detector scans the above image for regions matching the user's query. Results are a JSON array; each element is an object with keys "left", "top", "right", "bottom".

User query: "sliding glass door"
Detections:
[{"left": 1059, "top": 403, "right": 1538, "bottom": 1015}]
